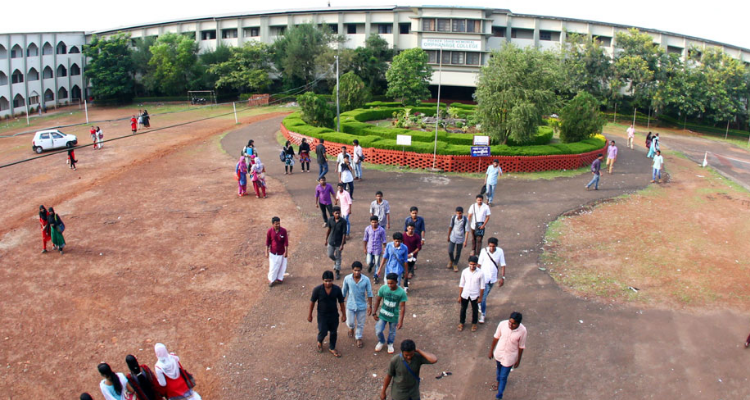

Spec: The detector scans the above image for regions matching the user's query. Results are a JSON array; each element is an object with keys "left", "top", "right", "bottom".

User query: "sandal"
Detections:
[
  {"left": 457, "top": 324, "right": 464, "bottom": 332},
  {"left": 329, "top": 349, "right": 341, "bottom": 358},
  {"left": 491, "top": 383, "right": 498, "bottom": 391},
  {"left": 348, "top": 329, "right": 354, "bottom": 338},
  {"left": 356, "top": 339, "right": 363, "bottom": 348},
  {"left": 317, "top": 343, "right": 323, "bottom": 353}
]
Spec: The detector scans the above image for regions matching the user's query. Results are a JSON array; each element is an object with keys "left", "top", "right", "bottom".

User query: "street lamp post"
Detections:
[
  {"left": 432, "top": 47, "right": 443, "bottom": 170},
  {"left": 335, "top": 54, "right": 341, "bottom": 132}
]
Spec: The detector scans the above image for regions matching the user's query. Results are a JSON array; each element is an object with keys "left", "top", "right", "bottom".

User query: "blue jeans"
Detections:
[
  {"left": 354, "top": 161, "right": 363, "bottom": 179},
  {"left": 375, "top": 318, "right": 398, "bottom": 344},
  {"left": 586, "top": 173, "right": 600, "bottom": 189},
  {"left": 344, "top": 214, "right": 350, "bottom": 235},
  {"left": 481, "top": 281, "right": 495, "bottom": 314},
  {"left": 318, "top": 162, "right": 329, "bottom": 180},
  {"left": 652, "top": 168, "right": 661, "bottom": 181},
  {"left": 367, "top": 253, "right": 382, "bottom": 275},
  {"left": 342, "top": 181, "right": 354, "bottom": 199},
  {"left": 496, "top": 362, "right": 512, "bottom": 399},
  {"left": 486, "top": 184, "right": 496, "bottom": 204},
  {"left": 346, "top": 309, "right": 367, "bottom": 339}
]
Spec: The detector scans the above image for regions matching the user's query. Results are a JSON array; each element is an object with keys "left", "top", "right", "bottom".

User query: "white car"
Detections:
[{"left": 31, "top": 130, "right": 78, "bottom": 154}]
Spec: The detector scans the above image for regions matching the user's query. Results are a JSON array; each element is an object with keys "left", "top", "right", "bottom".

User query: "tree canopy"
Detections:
[
  {"left": 475, "top": 43, "right": 561, "bottom": 144},
  {"left": 386, "top": 48, "right": 432, "bottom": 105},
  {"left": 83, "top": 33, "right": 135, "bottom": 103},
  {"left": 335, "top": 71, "right": 371, "bottom": 112},
  {"left": 209, "top": 42, "right": 274, "bottom": 94},
  {"left": 145, "top": 33, "right": 200, "bottom": 96}
]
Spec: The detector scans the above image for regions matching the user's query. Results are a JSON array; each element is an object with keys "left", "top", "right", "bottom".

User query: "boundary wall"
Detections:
[{"left": 281, "top": 123, "right": 607, "bottom": 173}]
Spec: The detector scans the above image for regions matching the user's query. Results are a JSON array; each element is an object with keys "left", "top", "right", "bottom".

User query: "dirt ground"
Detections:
[
  {"left": 0, "top": 106, "right": 295, "bottom": 399},
  {"left": 1, "top": 108, "right": 750, "bottom": 399},
  {"left": 543, "top": 153, "right": 750, "bottom": 310}
]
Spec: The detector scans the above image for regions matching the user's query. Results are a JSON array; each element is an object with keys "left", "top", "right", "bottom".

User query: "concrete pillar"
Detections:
[
  {"left": 533, "top": 18, "right": 540, "bottom": 48},
  {"left": 23, "top": 34, "right": 29, "bottom": 112},
  {"left": 260, "top": 17, "right": 270, "bottom": 44},
  {"left": 39, "top": 34, "right": 44, "bottom": 111},
  {"left": 66, "top": 57, "right": 71, "bottom": 104},
  {"left": 6, "top": 35, "right": 14, "bottom": 116},
  {"left": 237, "top": 18, "right": 244, "bottom": 46},
  {"left": 560, "top": 21, "right": 566, "bottom": 44},
  {"left": 338, "top": 13, "right": 344, "bottom": 37},
  {"left": 53, "top": 33, "right": 58, "bottom": 109},
  {"left": 365, "top": 12, "right": 371, "bottom": 38},
  {"left": 392, "top": 11, "right": 399, "bottom": 49},
  {"left": 505, "top": 16, "right": 512, "bottom": 44}
]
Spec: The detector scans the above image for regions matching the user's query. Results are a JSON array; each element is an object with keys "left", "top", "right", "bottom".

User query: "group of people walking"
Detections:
[
  {"left": 235, "top": 140, "right": 267, "bottom": 198},
  {"left": 258, "top": 135, "right": 526, "bottom": 399},
  {"left": 80, "top": 343, "right": 201, "bottom": 400},
  {"left": 586, "top": 125, "right": 666, "bottom": 190},
  {"left": 38, "top": 205, "right": 65, "bottom": 254}
]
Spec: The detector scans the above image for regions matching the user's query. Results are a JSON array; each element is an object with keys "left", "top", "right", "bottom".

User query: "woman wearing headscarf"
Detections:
[
  {"left": 154, "top": 343, "right": 202, "bottom": 400},
  {"left": 283, "top": 140, "right": 296, "bottom": 174},
  {"left": 236, "top": 152, "right": 248, "bottom": 197},
  {"left": 250, "top": 155, "right": 267, "bottom": 199},
  {"left": 80, "top": 393, "right": 96, "bottom": 400},
  {"left": 646, "top": 132, "right": 655, "bottom": 158},
  {"left": 47, "top": 207, "right": 66, "bottom": 254},
  {"left": 142, "top": 110, "right": 150, "bottom": 128},
  {"left": 125, "top": 355, "right": 159, "bottom": 400},
  {"left": 39, "top": 205, "right": 51, "bottom": 253},
  {"left": 67, "top": 148, "right": 77, "bottom": 170},
  {"left": 243, "top": 140, "right": 256, "bottom": 168},
  {"left": 98, "top": 362, "right": 131, "bottom": 400},
  {"left": 298, "top": 138, "right": 311, "bottom": 172}
]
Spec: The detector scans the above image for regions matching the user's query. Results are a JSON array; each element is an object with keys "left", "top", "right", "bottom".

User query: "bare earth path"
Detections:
[{"left": 218, "top": 118, "right": 750, "bottom": 399}]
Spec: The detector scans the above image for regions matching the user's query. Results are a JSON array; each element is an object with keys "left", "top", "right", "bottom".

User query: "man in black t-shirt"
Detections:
[
  {"left": 326, "top": 206, "right": 348, "bottom": 280},
  {"left": 308, "top": 270, "right": 347, "bottom": 357},
  {"left": 316, "top": 139, "right": 329, "bottom": 180}
]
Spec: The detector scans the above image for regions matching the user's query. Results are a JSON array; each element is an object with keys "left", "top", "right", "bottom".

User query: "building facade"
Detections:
[
  {"left": 0, "top": 32, "right": 86, "bottom": 119},
  {"left": 3, "top": 6, "right": 749, "bottom": 118}
]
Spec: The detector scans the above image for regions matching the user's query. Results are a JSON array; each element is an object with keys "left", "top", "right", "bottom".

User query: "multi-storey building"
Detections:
[
  {"left": 3, "top": 6, "right": 749, "bottom": 118},
  {"left": 0, "top": 32, "right": 86, "bottom": 119}
]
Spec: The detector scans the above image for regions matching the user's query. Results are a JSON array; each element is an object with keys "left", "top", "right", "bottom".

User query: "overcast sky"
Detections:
[{"left": 4, "top": 0, "right": 749, "bottom": 50}]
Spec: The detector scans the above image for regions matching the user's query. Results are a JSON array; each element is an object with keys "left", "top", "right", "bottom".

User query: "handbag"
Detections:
[
  {"left": 480, "top": 184, "right": 487, "bottom": 195},
  {"left": 179, "top": 362, "right": 196, "bottom": 389},
  {"left": 472, "top": 205, "right": 485, "bottom": 236},
  {"left": 400, "top": 354, "right": 421, "bottom": 383}
]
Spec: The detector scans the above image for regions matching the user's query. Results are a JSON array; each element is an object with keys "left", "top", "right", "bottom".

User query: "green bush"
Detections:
[
  {"left": 449, "top": 103, "right": 477, "bottom": 110},
  {"left": 282, "top": 109, "right": 604, "bottom": 156}
]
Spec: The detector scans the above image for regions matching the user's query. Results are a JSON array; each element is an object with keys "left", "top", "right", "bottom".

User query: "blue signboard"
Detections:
[{"left": 471, "top": 146, "right": 491, "bottom": 157}]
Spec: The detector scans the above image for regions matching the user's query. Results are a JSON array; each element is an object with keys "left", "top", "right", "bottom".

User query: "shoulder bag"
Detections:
[
  {"left": 472, "top": 205, "right": 485, "bottom": 236},
  {"left": 178, "top": 362, "right": 196, "bottom": 389},
  {"left": 400, "top": 354, "right": 421, "bottom": 383}
]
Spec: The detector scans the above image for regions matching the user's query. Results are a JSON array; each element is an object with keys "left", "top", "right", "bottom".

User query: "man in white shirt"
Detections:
[
  {"left": 651, "top": 150, "right": 665, "bottom": 183},
  {"left": 370, "top": 191, "right": 391, "bottom": 230},
  {"left": 336, "top": 146, "right": 351, "bottom": 171},
  {"left": 626, "top": 124, "right": 635, "bottom": 149},
  {"left": 352, "top": 139, "right": 364, "bottom": 181},
  {"left": 467, "top": 194, "right": 491, "bottom": 256},
  {"left": 477, "top": 237, "right": 505, "bottom": 324},
  {"left": 458, "top": 255, "right": 485, "bottom": 332}
]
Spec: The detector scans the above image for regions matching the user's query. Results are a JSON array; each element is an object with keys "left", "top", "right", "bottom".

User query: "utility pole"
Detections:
[
  {"left": 335, "top": 54, "right": 341, "bottom": 132},
  {"left": 432, "top": 47, "right": 443, "bottom": 170}
]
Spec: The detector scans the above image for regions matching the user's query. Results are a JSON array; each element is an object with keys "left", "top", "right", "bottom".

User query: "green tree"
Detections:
[
  {"left": 386, "top": 48, "right": 432, "bottom": 105},
  {"left": 272, "top": 23, "right": 340, "bottom": 90},
  {"left": 195, "top": 44, "right": 233, "bottom": 91},
  {"left": 699, "top": 48, "right": 748, "bottom": 129},
  {"left": 559, "top": 91, "right": 606, "bottom": 143},
  {"left": 130, "top": 36, "right": 157, "bottom": 96},
  {"left": 352, "top": 34, "right": 394, "bottom": 94},
  {"left": 298, "top": 91, "right": 334, "bottom": 128},
  {"left": 614, "top": 28, "right": 663, "bottom": 110},
  {"left": 335, "top": 71, "right": 371, "bottom": 111},
  {"left": 146, "top": 33, "right": 199, "bottom": 95},
  {"left": 209, "top": 42, "right": 274, "bottom": 94},
  {"left": 475, "top": 43, "right": 561, "bottom": 144},
  {"left": 83, "top": 33, "right": 135, "bottom": 103},
  {"left": 560, "top": 32, "right": 615, "bottom": 102}
]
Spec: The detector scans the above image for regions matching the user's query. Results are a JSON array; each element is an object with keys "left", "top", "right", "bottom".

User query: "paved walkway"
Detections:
[{"left": 216, "top": 116, "right": 750, "bottom": 399}]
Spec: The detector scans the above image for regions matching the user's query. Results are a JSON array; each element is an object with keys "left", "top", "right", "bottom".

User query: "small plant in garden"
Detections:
[{"left": 448, "top": 107, "right": 461, "bottom": 119}]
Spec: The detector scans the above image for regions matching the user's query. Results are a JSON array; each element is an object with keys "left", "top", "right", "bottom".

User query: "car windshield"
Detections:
[
  {"left": 40, "top": 133, "right": 50, "bottom": 139},
  {"left": 52, "top": 133, "right": 63, "bottom": 138}
]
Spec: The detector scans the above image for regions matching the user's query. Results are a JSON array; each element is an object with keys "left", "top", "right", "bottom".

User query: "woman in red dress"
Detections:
[
  {"left": 39, "top": 205, "right": 51, "bottom": 253},
  {"left": 130, "top": 116, "right": 138, "bottom": 134}
]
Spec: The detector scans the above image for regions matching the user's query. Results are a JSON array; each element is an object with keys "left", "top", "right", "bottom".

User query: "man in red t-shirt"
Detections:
[
  {"left": 266, "top": 216, "right": 289, "bottom": 287},
  {"left": 90, "top": 126, "right": 97, "bottom": 149}
]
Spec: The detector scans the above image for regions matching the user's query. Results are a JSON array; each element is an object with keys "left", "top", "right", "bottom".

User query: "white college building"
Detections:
[
  {"left": 0, "top": 32, "right": 86, "bottom": 118},
  {"left": 2, "top": 5, "right": 750, "bottom": 118}
]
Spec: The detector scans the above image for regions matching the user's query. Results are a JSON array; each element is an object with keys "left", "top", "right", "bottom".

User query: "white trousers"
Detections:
[{"left": 268, "top": 253, "right": 287, "bottom": 283}]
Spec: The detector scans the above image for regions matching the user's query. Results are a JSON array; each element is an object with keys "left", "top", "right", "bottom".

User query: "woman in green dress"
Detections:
[{"left": 48, "top": 207, "right": 66, "bottom": 254}]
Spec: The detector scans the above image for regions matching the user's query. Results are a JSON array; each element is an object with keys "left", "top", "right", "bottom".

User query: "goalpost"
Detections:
[{"left": 187, "top": 90, "right": 217, "bottom": 105}]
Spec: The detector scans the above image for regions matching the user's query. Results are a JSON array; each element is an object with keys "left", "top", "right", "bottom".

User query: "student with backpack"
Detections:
[
  {"left": 153, "top": 343, "right": 202, "bottom": 400},
  {"left": 447, "top": 206, "right": 469, "bottom": 272}
]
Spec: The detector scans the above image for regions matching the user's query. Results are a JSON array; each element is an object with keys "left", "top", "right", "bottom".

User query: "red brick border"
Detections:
[{"left": 281, "top": 123, "right": 607, "bottom": 173}]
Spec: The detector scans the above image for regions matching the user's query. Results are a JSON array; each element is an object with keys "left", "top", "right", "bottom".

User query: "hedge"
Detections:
[{"left": 283, "top": 112, "right": 606, "bottom": 156}]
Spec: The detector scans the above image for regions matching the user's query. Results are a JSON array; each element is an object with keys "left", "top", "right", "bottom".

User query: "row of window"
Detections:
[
  {"left": 0, "top": 43, "right": 80, "bottom": 59},
  {"left": 490, "top": 27, "right": 613, "bottom": 45},
  {"left": 426, "top": 50, "right": 481, "bottom": 66},
  {"left": 422, "top": 18, "right": 482, "bottom": 33},
  {"left": 0, "top": 86, "right": 81, "bottom": 111},
  {"left": 0, "top": 65, "right": 81, "bottom": 85},
  {"left": 189, "top": 23, "right": 412, "bottom": 40}
]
